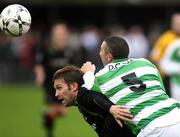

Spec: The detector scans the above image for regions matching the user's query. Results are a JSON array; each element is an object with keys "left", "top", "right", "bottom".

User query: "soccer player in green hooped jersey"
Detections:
[
  {"left": 81, "top": 36, "right": 180, "bottom": 137},
  {"left": 160, "top": 39, "right": 180, "bottom": 102}
]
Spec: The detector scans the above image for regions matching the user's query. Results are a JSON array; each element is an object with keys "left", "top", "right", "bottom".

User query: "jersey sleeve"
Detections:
[
  {"left": 77, "top": 87, "right": 113, "bottom": 112},
  {"left": 91, "top": 90, "right": 113, "bottom": 112},
  {"left": 82, "top": 71, "right": 101, "bottom": 92},
  {"left": 160, "top": 40, "right": 180, "bottom": 75}
]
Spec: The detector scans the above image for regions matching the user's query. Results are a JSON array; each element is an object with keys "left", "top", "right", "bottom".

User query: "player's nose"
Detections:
[
  {"left": 55, "top": 91, "right": 59, "bottom": 98},
  {"left": 55, "top": 90, "right": 63, "bottom": 98}
]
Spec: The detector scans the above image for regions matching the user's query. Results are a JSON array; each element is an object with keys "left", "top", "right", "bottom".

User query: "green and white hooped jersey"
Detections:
[
  {"left": 87, "top": 58, "right": 180, "bottom": 135},
  {"left": 160, "top": 39, "right": 180, "bottom": 86}
]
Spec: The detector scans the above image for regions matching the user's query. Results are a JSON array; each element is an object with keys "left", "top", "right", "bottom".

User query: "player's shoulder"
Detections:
[
  {"left": 132, "top": 58, "right": 151, "bottom": 63},
  {"left": 77, "top": 87, "right": 90, "bottom": 101},
  {"left": 158, "top": 30, "right": 177, "bottom": 41},
  {"left": 169, "top": 38, "right": 180, "bottom": 45},
  {"left": 132, "top": 58, "right": 156, "bottom": 67},
  {"left": 95, "top": 58, "right": 154, "bottom": 76},
  {"left": 161, "top": 30, "right": 176, "bottom": 37},
  {"left": 165, "top": 38, "right": 180, "bottom": 52},
  {"left": 95, "top": 64, "right": 110, "bottom": 77}
]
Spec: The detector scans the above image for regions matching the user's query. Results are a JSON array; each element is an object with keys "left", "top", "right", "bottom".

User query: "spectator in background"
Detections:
[
  {"left": 18, "top": 30, "right": 40, "bottom": 68},
  {"left": 80, "top": 25, "right": 102, "bottom": 71},
  {"left": 5, "top": 29, "right": 41, "bottom": 82},
  {"left": 151, "top": 13, "right": 180, "bottom": 97},
  {"left": 0, "top": 32, "right": 12, "bottom": 82},
  {"left": 68, "top": 27, "right": 82, "bottom": 50},
  {"left": 125, "top": 25, "right": 150, "bottom": 59},
  {"left": 108, "top": 24, "right": 127, "bottom": 37},
  {"left": 160, "top": 39, "right": 180, "bottom": 101},
  {"left": 34, "top": 21, "right": 85, "bottom": 137},
  {"left": 147, "top": 22, "right": 164, "bottom": 51}
]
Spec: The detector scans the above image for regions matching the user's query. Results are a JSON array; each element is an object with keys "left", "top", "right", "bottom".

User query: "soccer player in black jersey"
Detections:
[
  {"left": 53, "top": 65, "right": 135, "bottom": 137},
  {"left": 34, "top": 22, "right": 85, "bottom": 137}
]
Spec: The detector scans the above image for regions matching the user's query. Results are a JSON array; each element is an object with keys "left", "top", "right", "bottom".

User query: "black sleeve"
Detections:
[
  {"left": 77, "top": 87, "right": 114, "bottom": 113},
  {"left": 91, "top": 90, "right": 114, "bottom": 112}
]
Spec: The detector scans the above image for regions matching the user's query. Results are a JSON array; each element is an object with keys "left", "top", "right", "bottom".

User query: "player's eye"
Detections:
[{"left": 56, "top": 86, "right": 62, "bottom": 90}]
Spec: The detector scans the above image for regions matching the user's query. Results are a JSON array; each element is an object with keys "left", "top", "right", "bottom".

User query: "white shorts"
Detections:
[
  {"left": 139, "top": 122, "right": 180, "bottom": 137},
  {"left": 137, "top": 108, "right": 180, "bottom": 137}
]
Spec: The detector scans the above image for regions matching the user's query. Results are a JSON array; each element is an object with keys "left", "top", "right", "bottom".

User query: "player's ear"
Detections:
[
  {"left": 107, "top": 53, "right": 113, "bottom": 62},
  {"left": 70, "top": 82, "right": 79, "bottom": 92}
]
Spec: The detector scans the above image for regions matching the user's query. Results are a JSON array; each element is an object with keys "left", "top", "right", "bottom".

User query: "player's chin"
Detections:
[
  {"left": 64, "top": 103, "right": 70, "bottom": 107},
  {"left": 61, "top": 100, "right": 66, "bottom": 106},
  {"left": 64, "top": 102, "right": 73, "bottom": 107},
  {"left": 61, "top": 100, "right": 69, "bottom": 107}
]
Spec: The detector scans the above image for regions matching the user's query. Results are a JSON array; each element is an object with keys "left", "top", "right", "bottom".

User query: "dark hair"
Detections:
[
  {"left": 51, "top": 20, "right": 68, "bottom": 28},
  {"left": 53, "top": 65, "right": 84, "bottom": 87},
  {"left": 104, "top": 36, "right": 129, "bottom": 59}
]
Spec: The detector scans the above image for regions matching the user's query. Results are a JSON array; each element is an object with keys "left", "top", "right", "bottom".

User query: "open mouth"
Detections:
[
  {"left": 57, "top": 98, "right": 65, "bottom": 104},
  {"left": 61, "top": 100, "right": 66, "bottom": 105}
]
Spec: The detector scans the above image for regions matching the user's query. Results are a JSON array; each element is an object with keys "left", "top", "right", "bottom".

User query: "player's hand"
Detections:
[
  {"left": 35, "top": 73, "right": 45, "bottom": 86},
  {"left": 81, "top": 61, "right": 96, "bottom": 73},
  {"left": 109, "top": 105, "right": 133, "bottom": 127},
  {"left": 34, "top": 65, "right": 45, "bottom": 86}
]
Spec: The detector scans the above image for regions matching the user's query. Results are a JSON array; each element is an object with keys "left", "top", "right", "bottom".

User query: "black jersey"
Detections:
[
  {"left": 35, "top": 45, "right": 82, "bottom": 84},
  {"left": 76, "top": 87, "right": 135, "bottom": 137},
  {"left": 35, "top": 44, "right": 85, "bottom": 103}
]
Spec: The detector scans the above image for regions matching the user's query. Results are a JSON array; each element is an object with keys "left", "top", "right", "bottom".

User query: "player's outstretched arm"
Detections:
[
  {"left": 81, "top": 61, "right": 96, "bottom": 90},
  {"left": 90, "top": 89, "right": 133, "bottom": 127},
  {"left": 109, "top": 105, "right": 133, "bottom": 127}
]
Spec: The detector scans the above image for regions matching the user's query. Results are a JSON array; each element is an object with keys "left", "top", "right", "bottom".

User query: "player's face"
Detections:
[
  {"left": 51, "top": 24, "right": 69, "bottom": 49},
  {"left": 171, "top": 14, "right": 180, "bottom": 35},
  {"left": 99, "top": 41, "right": 113, "bottom": 65},
  {"left": 54, "top": 79, "right": 77, "bottom": 107}
]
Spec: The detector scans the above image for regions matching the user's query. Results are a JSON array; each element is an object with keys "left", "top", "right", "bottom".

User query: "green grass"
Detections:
[{"left": 0, "top": 84, "right": 97, "bottom": 137}]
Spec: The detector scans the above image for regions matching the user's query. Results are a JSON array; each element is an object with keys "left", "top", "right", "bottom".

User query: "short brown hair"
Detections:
[{"left": 53, "top": 65, "right": 84, "bottom": 87}]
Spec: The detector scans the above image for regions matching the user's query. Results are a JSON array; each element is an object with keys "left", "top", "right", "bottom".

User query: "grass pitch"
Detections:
[{"left": 0, "top": 84, "right": 97, "bottom": 137}]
